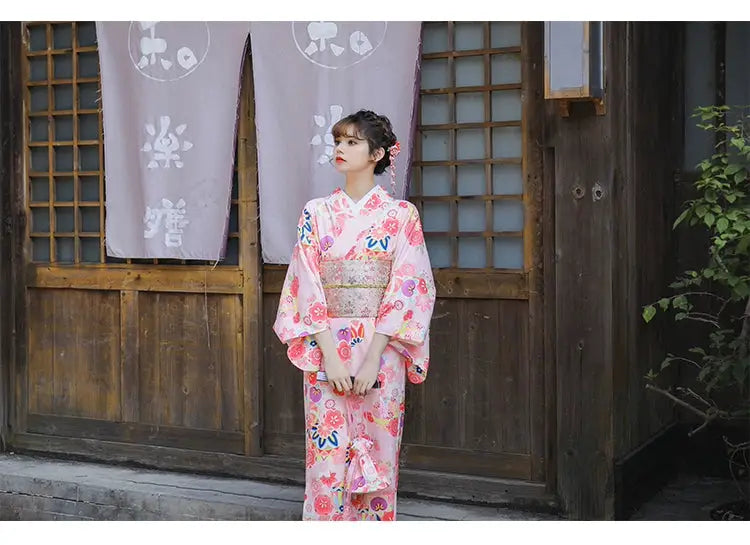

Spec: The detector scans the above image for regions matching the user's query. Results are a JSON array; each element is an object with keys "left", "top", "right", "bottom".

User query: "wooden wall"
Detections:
[
  {"left": 544, "top": 22, "right": 683, "bottom": 519},
  {"left": 615, "top": 22, "right": 683, "bottom": 460},
  {"left": 262, "top": 294, "right": 538, "bottom": 481}
]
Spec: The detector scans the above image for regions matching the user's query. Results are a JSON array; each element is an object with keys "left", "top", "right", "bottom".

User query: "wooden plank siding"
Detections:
[{"left": 544, "top": 22, "right": 684, "bottom": 519}]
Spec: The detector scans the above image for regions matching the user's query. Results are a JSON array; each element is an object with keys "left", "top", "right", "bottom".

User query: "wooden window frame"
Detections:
[
  {"left": 21, "top": 22, "right": 242, "bottom": 277},
  {"left": 264, "top": 22, "right": 542, "bottom": 300}
]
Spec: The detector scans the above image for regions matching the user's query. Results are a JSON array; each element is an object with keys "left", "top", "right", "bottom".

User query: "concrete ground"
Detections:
[
  {"left": 3, "top": 452, "right": 742, "bottom": 521},
  {"left": 628, "top": 473, "right": 749, "bottom": 521},
  {"left": 0, "top": 453, "right": 561, "bottom": 521}
]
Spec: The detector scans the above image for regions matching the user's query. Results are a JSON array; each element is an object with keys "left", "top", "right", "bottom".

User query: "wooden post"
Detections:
[{"left": 238, "top": 43, "right": 264, "bottom": 457}]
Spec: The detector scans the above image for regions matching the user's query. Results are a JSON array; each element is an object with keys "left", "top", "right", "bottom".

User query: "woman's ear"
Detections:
[{"left": 371, "top": 147, "right": 385, "bottom": 163}]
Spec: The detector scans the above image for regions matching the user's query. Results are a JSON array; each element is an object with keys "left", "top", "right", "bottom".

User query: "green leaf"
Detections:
[
  {"left": 729, "top": 139, "right": 745, "bottom": 152},
  {"left": 717, "top": 217, "right": 729, "bottom": 233},
  {"left": 735, "top": 282, "right": 750, "bottom": 298},
  {"left": 735, "top": 171, "right": 747, "bottom": 183},
  {"left": 658, "top": 298, "right": 670, "bottom": 310},
  {"left": 642, "top": 305, "right": 657, "bottom": 323},
  {"left": 738, "top": 235, "right": 750, "bottom": 254},
  {"left": 673, "top": 208, "right": 690, "bottom": 228},
  {"left": 726, "top": 162, "right": 743, "bottom": 175},
  {"left": 727, "top": 193, "right": 738, "bottom": 203},
  {"left": 673, "top": 295, "right": 689, "bottom": 310},
  {"left": 676, "top": 312, "right": 688, "bottom": 321},
  {"left": 705, "top": 212, "right": 715, "bottom": 227}
]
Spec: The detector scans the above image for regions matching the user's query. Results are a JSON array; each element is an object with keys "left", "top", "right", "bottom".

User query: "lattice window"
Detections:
[
  {"left": 411, "top": 22, "right": 524, "bottom": 270},
  {"left": 23, "top": 21, "right": 240, "bottom": 266}
]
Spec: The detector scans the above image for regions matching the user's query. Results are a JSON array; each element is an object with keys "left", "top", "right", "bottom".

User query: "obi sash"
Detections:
[{"left": 321, "top": 259, "right": 391, "bottom": 318}]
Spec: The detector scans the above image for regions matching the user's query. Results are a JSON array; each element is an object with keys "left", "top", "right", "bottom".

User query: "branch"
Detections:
[
  {"left": 645, "top": 383, "right": 709, "bottom": 419},
  {"left": 739, "top": 297, "right": 750, "bottom": 340},
  {"left": 678, "top": 387, "right": 716, "bottom": 408},
  {"left": 667, "top": 356, "right": 703, "bottom": 369},
  {"left": 683, "top": 314, "right": 721, "bottom": 328},
  {"left": 645, "top": 384, "right": 725, "bottom": 437},
  {"left": 679, "top": 291, "right": 730, "bottom": 302}
]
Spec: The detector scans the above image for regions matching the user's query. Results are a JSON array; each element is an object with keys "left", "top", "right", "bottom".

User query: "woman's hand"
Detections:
[
  {"left": 353, "top": 355, "right": 380, "bottom": 396},
  {"left": 325, "top": 355, "right": 352, "bottom": 393},
  {"left": 313, "top": 329, "right": 352, "bottom": 393},
  {"left": 353, "top": 333, "right": 390, "bottom": 395}
]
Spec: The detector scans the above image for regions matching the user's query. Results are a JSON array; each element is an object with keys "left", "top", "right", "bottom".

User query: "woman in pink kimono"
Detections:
[{"left": 273, "top": 110, "right": 436, "bottom": 521}]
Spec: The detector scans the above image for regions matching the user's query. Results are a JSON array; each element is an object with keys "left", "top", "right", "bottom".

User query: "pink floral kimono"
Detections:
[{"left": 273, "top": 184, "right": 436, "bottom": 521}]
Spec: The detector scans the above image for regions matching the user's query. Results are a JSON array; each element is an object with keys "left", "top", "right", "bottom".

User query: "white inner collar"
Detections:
[{"left": 341, "top": 184, "right": 380, "bottom": 212}]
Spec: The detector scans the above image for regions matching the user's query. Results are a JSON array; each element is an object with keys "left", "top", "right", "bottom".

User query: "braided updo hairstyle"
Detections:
[{"left": 331, "top": 110, "right": 398, "bottom": 175}]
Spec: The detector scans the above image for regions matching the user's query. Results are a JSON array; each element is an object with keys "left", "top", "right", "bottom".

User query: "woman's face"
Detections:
[{"left": 333, "top": 125, "right": 383, "bottom": 174}]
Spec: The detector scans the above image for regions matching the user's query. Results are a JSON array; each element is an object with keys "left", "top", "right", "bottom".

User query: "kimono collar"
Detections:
[{"left": 333, "top": 184, "right": 388, "bottom": 213}]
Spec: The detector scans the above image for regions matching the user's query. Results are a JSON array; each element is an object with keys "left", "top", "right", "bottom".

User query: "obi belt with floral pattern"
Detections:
[{"left": 321, "top": 260, "right": 392, "bottom": 318}]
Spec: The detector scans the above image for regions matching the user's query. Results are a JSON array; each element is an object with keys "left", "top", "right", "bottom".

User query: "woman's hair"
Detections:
[{"left": 331, "top": 110, "right": 398, "bottom": 175}]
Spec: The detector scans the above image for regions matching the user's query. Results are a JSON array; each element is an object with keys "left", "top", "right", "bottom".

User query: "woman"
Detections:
[{"left": 273, "top": 109, "right": 436, "bottom": 520}]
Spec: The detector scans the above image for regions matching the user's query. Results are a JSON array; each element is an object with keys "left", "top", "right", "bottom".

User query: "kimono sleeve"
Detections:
[
  {"left": 272, "top": 202, "right": 329, "bottom": 372},
  {"left": 375, "top": 202, "right": 436, "bottom": 384}
]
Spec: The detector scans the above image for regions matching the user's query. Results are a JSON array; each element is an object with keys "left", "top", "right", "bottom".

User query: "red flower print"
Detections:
[
  {"left": 365, "top": 195, "right": 382, "bottom": 210},
  {"left": 404, "top": 310, "right": 414, "bottom": 321},
  {"left": 417, "top": 278, "right": 428, "bottom": 295},
  {"left": 293, "top": 312, "right": 301, "bottom": 324},
  {"left": 337, "top": 342, "right": 352, "bottom": 361},
  {"left": 378, "top": 303, "right": 394, "bottom": 321},
  {"left": 306, "top": 450, "right": 314, "bottom": 468},
  {"left": 324, "top": 410, "right": 345, "bottom": 430},
  {"left": 309, "top": 302, "right": 327, "bottom": 323},
  {"left": 288, "top": 342, "right": 305, "bottom": 361},
  {"left": 364, "top": 411, "right": 374, "bottom": 423},
  {"left": 383, "top": 218, "right": 399, "bottom": 236},
  {"left": 408, "top": 223, "right": 424, "bottom": 246},
  {"left": 349, "top": 322, "right": 365, "bottom": 345},
  {"left": 290, "top": 276, "right": 299, "bottom": 297},
  {"left": 311, "top": 347, "right": 323, "bottom": 364},
  {"left": 314, "top": 495, "right": 333, "bottom": 516},
  {"left": 399, "top": 201, "right": 408, "bottom": 208},
  {"left": 382, "top": 511, "right": 395, "bottom": 521},
  {"left": 388, "top": 418, "right": 400, "bottom": 437},
  {"left": 320, "top": 472, "right": 337, "bottom": 487},
  {"left": 307, "top": 372, "right": 318, "bottom": 385}
]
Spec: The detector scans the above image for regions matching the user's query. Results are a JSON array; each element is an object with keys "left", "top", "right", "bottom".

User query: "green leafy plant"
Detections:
[{"left": 642, "top": 105, "right": 750, "bottom": 439}]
